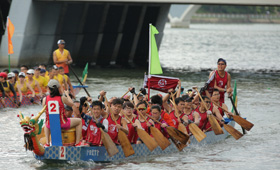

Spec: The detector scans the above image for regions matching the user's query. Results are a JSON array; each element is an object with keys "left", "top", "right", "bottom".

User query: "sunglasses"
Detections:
[
  {"left": 138, "top": 107, "right": 146, "bottom": 111},
  {"left": 19, "top": 76, "right": 25, "bottom": 78},
  {"left": 8, "top": 77, "right": 13, "bottom": 79},
  {"left": 27, "top": 73, "right": 32, "bottom": 75},
  {"left": 205, "top": 101, "right": 211, "bottom": 104}
]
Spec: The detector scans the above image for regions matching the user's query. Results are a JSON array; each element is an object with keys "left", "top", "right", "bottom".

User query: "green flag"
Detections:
[
  {"left": 82, "top": 63, "right": 88, "bottom": 84},
  {"left": 149, "top": 24, "right": 163, "bottom": 75},
  {"left": 231, "top": 80, "right": 237, "bottom": 113}
]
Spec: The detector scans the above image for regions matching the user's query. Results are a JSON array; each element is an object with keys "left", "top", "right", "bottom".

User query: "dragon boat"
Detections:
[
  {"left": 0, "top": 85, "right": 88, "bottom": 109},
  {"left": 18, "top": 106, "right": 235, "bottom": 163}
]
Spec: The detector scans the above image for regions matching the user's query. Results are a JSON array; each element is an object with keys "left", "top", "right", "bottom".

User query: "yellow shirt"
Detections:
[
  {"left": 55, "top": 49, "right": 70, "bottom": 73},
  {"left": 15, "top": 81, "right": 28, "bottom": 93},
  {"left": 54, "top": 74, "right": 64, "bottom": 86},
  {"left": 26, "top": 79, "right": 36, "bottom": 89},
  {"left": 33, "top": 75, "right": 48, "bottom": 88}
]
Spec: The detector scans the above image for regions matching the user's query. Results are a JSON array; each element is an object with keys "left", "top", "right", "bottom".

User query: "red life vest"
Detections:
[
  {"left": 86, "top": 118, "right": 104, "bottom": 146},
  {"left": 126, "top": 117, "right": 137, "bottom": 144},
  {"left": 215, "top": 71, "right": 228, "bottom": 103},
  {"left": 107, "top": 114, "right": 122, "bottom": 144},
  {"left": 186, "top": 110, "right": 194, "bottom": 133},
  {"left": 197, "top": 104, "right": 213, "bottom": 131},
  {"left": 137, "top": 115, "right": 150, "bottom": 134},
  {"left": 169, "top": 110, "right": 179, "bottom": 129},
  {"left": 45, "top": 95, "right": 68, "bottom": 127},
  {"left": 82, "top": 119, "right": 87, "bottom": 140}
]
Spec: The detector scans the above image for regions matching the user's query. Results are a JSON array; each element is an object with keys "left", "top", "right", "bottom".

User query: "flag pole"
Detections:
[
  {"left": 148, "top": 24, "right": 152, "bottom": 101},
  {"left": 7, "top": 17, "right": 10, "bottom": 72}
]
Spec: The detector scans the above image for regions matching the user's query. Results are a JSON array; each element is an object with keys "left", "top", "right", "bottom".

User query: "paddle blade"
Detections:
[
  {"left": 136, "top": 128, "right": 158, "bottom": 152},
  {"left": 189, "top": 123, "right": 206, "bottom": 142},
  {"left": 232, "top": 115, "right": 254, "bottom": 131},
  {"left": 101, "top": 129, "right": 119, "bottom": 157},
  {"left": 178, "top": 123, "right": 188, "bottom": 135},
  {"left": 223, "top": 124, "right": 243, "bottom": 140},
  {"left": 118, "top": 130, "right": 135, "bottom": 157},
  {"left": 166, "top": 126, "right": 189, "bottom": 145},
  {"left": 170, "top": 136, "right": 187, "bottom": 151},
  {"left": 150, "top": 126, "right": 171, "bottom": 150},
  {"left": 208, "top": 114, "right": 224, "bottom": 135}
]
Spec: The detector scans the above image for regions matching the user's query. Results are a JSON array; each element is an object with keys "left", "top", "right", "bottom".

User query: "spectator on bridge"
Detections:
[{"left": 53, "top": 39, "right": 73, "bottom": 76}]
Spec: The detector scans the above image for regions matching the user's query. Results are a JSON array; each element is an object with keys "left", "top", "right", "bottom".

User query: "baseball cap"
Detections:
[
  {"left": 19, "top": 72, "right": 26, "bottom": 77},
  {"left": 27, "top": 69, "right": 34, "bottom": 74},
  {"left": 8, "top": 72, "right": 15, "bottom": 78},
  {"left": 0, "top": 72, "right": 7, "bottom": 78},
  {"left": 53, "top": 65, "right": 58, "bottom": 70},
  {"left": 217, "top": 58, "right": 227, "bottom": 65},
  {"left": 57, "top": 39, "right": 65, "bottom": 45},
  {"left": 48, "top": 79, "right": 60, "bottom": 88},
  {"left": 34, "top": 67, "right": 41, "bottom": 71},
  {"left": 40, "top": 69, "right": 46, "bottom": 73}
]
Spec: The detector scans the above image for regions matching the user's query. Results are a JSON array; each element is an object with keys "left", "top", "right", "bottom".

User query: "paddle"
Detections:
[
  {"left": 69, "top": 65, "right": 91, "bottom": 97},
  {"left": 194, "top": 88, "right": 224, "bottom": 135},
  {"left": 121, "top": 90, "right": 130, "bottom": 99},
  {"left": 89, "top": 109, "right": 119, "bottom": 157},
  {"left": 134, "top": 105, "right": 170, "bottom": 150},
  {"left": 147, "top": 114, "right": 188, "bottom": 145},
  {"left": 169, "top": 99, "right": 206, "bottom": 142},
  {"left": 213, "top": 101, "right": 254, "bottom": 131},
  {"left": 104, "top": 96, "right": 135, "bottom": 157},
  {"left": 230, "top": 96, "right": 254, "bottom": 133},
  {"left": 122, "top": 111, "right": 158, "bottom": 152}
]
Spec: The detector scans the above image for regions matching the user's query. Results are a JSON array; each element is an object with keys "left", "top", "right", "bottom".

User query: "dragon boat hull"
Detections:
[{"left": 35, "top": 120, "right": 235, "bottom": 163}]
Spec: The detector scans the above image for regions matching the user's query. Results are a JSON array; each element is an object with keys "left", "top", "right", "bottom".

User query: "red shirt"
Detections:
[
  {"left": 107, "top": 114, "right": 122, "bottom": 144},
  {"left": 86, "top": 118, "right": 104, "bottom": 146},
  {"left": 45, "top": 95, "right": 68, "bottom": 127},
  {"left": 126, "top": 117, "right": 138, "bottom": 144},
  {"left": 197, "top": 104, "right": 213, "bottom": 131},
  {"left": 215, "top": 71, "right": 228, "bottom": 103},
  {"left": 153, "top": 118, "right": 169, "bottom": 139},
  {"left": 217, "top": 102, "right": 224, "bottom": 117}
]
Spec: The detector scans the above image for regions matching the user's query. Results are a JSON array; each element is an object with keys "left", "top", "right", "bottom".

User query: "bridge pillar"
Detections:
[{"left": 170, "top": 5, "right": 201, "bottom": 28}]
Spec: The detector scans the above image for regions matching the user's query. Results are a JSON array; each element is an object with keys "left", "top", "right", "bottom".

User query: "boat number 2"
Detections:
[
  {"left": 48, "top": 101, "right": 59, "bottom": 114},
  {"left": 59, "top": 146, "right": 66, "bottom": 160}
]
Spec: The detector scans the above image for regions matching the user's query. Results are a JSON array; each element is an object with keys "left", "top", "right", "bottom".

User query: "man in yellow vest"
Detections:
[
  {"left": 53, "top": 39, "right": 73, "bottom": 76},
  {"left": 33, "top": 67, "right": 48, "bottom": 93}
]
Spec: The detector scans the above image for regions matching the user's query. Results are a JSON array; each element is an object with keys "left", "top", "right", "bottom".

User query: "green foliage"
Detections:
[{"left": 197, "top": 5, "right": 280, "bottom": 14}]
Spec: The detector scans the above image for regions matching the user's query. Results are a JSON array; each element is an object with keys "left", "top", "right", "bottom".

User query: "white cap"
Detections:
[
  {"left": 48, "top": 79, "right": 60, "bottom": 88},
  {"left": 19, "top": 72, "right": 26, "bottom": 77},
  {"left": 8, "top": 72, "right": 15, "bottom": 78},
  {"left": 53, "top": 65, "right": 58, "bottom": 70},
  {"left": 57, "top": 39, "right": 65, "bottom": 45},
  {"left": 27, "top": 69, "right": 34, "bottom": 74}
]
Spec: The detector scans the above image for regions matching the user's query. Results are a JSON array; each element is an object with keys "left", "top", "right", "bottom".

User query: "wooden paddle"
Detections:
[
  {"left": 122, "top": 111, "right": 158, "bottom": 152},
  {"left": 147, "top": 114, "right": 188, "bottom": 145},
  {"left": 121, "top": 90, "right": 130, "bottom": 99},
  {"left": 194, "top": 88, "right": 224, "bottom": 135},
  {"left": 213, "top": 101, "right": 254, "bottom": 131},
  {"left": 5, "top": 92, "right": 19, "bottom": 108},
  {"left": 230, "top": 96, "right": 254, "bottom": 133},
  {"left": 104, "top": 96, "right": 135, "bottom": 157},
  {"left": 89, "top": 109, "right": 119, "bottom": 157}
]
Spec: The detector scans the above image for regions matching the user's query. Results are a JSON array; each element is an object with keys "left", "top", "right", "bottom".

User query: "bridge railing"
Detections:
[{"left": 192, "top": 13, "right": 280, "bottom": 19}]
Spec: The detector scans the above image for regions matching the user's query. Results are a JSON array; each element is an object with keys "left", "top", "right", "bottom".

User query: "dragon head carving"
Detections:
[{"left": 18, "top": 106, "right": 46, "bottom": 137}]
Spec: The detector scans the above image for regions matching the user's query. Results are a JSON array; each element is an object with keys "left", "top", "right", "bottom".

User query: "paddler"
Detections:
[
  {"left": 58, "top": 66, "right": 75, "bottom": 98},
  {"left": 53, "top": 39, "right": 73, "bottom": 76},
  {"left": 149, "top": 105, "right": 169, "bottom": 139},
  {"left": 15, "top": 72, "right": 36, "bottom": 106},
  {"left": 107, "top": 98, "right": 129, "bottom": 144},
  {"left": 26, "top": 69, "right": 43, "bottom": 97},
  {"left": 42, "top": 79, "right": 87, "bottom": 147},
  {"left": 0, "top": 72, "right": 17, "bottom": 106},
  {"left": 33, "top": 67, "right": 48, "bottom": 93},
  {"left": 194, "top": 96, "right": 224, "bottom": 132},
  {"left": 84, "top": 101, "right": 109, "bottom": 146},
  {"left": 169, "top": 97, "right": 190, "bottom": 129},
  {"left": 211, "top": 88, "right": 233, "bottom": 118}
]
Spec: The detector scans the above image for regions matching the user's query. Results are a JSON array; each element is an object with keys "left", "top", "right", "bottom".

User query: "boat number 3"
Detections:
[
  {"left": 48, "top": 101, "right": 59, "bottom": 114},
  {"left": 59, "top": 146, "right": 66, "bottom": 160}
]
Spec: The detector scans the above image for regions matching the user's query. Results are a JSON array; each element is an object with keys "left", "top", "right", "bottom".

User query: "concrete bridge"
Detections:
[{"left": 0, "top": 0, "right": 279, "bottom": 68}]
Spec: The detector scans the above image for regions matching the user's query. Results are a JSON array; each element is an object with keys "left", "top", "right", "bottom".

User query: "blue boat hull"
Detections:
[{"left": 35, "top": 120, "right": 235, "bottom": 162}]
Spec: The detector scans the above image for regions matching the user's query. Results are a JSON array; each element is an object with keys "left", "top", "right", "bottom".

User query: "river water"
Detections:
[{"left": 0, "top": 23, "right": 280, "bottom": 170}]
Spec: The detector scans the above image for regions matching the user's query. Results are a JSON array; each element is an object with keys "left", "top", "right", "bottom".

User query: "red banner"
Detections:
[{"left": 144, "top": 75, "right": 179, "bottom": 93}]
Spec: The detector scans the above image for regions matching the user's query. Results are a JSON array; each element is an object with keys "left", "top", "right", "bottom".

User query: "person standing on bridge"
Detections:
[{"left": 53, "top": 40, "right": 73, "bottom": 76}]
